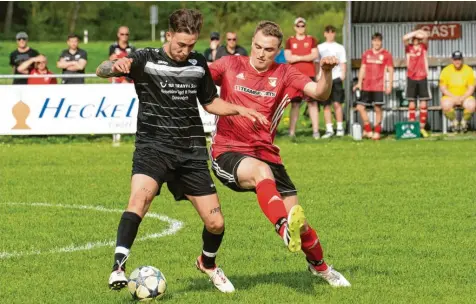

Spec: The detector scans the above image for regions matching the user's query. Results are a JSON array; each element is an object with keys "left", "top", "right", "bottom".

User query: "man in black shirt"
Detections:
[
  {"left": 215, "top": 32, "right": 248, "bottom": 60},
  {"left": 97, "top": 9, "right": 267, "bottom": 293},
  {"left": 56, "top": 34, "right": 88, "bottom": 84},
  {"left": 203, "top": 31, "right": 220, "bottom": 63},
  {"left": 9, "top": 32, "right": 39, "bottom": 85}
]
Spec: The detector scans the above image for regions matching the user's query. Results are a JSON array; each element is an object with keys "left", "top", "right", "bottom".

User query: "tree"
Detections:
[{"left": 3, "top": 1, "right": 14, "bottom": 36}]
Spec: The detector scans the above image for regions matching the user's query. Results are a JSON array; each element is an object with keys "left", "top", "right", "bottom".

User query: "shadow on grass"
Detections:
[{"left": 172, "top": 270, "right": 329, "bottom": 298}]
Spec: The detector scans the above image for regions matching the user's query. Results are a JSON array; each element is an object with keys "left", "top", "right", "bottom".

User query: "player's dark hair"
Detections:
[
  {"left": 325, "top": 25, "right": 336, "bottom": 33},
  {"left": 168, "top": 9, "right": 203, "bottom": 35},
  {"left": 67, "top": 33, "right": 80, "bottom": 40},
  {"left": 254, "top": 21, "right": 283, "bottom": 46},
  {"left": 372, "top": 32, "right": 383, "bottom": 40}
]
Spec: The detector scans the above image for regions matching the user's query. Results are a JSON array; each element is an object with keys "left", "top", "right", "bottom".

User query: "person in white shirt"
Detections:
[{"left": 317, "top": 25, "right": 347, "bottom": 138}]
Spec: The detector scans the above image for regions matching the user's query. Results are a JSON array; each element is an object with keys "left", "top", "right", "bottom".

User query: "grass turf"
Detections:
[{"left": 1, "top": 135, "right": 475, "bottom": 303}]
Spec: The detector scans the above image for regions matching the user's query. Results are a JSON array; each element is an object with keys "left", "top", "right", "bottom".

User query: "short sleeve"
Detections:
[
  {"left": 197, "top": 61, "right": 218, "bottom": 106},
  {"left": 311, "top": 37, "right": 318, "bottom": 48},
  {"left": 215, "top": 46, "right": 226, "bottom": 60},
  {"left": 467, "top": 67, "right": 475, "bottom": 86},
  {"left": 285, "top": 38, "right": 292, "bottom": 50},
  {"left": 439, "top": 67, "right": 448, "bottom": 86},
  {"left": 81, "top": 50, "right": 88, "bottom": 60},
  {"left": 58, "top": 50, "right": 66, "bottom": 61},
  {"left": 361, "top": 51, "right": 367, "bottom": 64},
  {"left": 131, "top": 45, "right": 137, "bottom": 52},
  {"left": 127, "top": 49, "right": 148, "bottom": 71},
  {"left": 284, "top": 65, "right": 313, "bottom": 92},
  {"left": 203, "top": 48, "right": 212, "bottom": 62},
  {"left": 405, "top": 45, "right": 411, "bottom": 54},
  {"left": 339, "top": 45, "right": 347, "bottom": 63},
  {"left": 385, "top": 52, "right": 393, "bottom": 67},
  {"left": 32, "top": 49, "right": 39, "bottom": 57},
  {"left": 209, "top": 56, "right": 230, "bottom": 85},
  {"left": 238, "top": 47, "right": 248, "bottom": 56},
  {"left": 109, "top": 45, "right": 115, "bottom": 56},
  {"left": 9, "top": 52, "right": 14, "bottom": 66}
]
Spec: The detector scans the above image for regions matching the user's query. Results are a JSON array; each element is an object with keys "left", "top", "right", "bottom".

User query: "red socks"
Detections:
[
  {"left": 256, "top": 179, "right": 288, "bottom": 235},
  {"left": 301, "top": 226, "right": 328, "bottom": 272},
  {"left": 420, "top": 105, "right": 428, "bottom": 126},
  {"left": 364, "top": 122, "right": 372, "bottom": 133},
  {"left": 374, "top": 124, "right": 382, "bottom": 134}
]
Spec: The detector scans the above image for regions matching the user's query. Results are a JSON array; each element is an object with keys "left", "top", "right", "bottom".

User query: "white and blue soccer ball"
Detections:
[{"left": 128, "top": 266, "right": 167, "bottom": 301}]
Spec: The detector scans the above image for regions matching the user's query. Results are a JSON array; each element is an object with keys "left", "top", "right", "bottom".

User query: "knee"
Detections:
[
  {"left": 205, "top": 216, "right": 224, "bottom": 234},
  {"left": 464, "top": 98, "right": 476, "bottom": 111},
  {"left": 441, "top": 100, "right": 452, "bottom": 111},
  {"left": 129, "top": 190, "right": 152, "bottom": 209},
  {"left": 356, "top": 104, "right": 365, "bottom": 112},
  {"left": 333, "top": 102, "right": 342, "bottom": 110},
  {"left": 253, "top": 162, "right": 274, "bottom": 184}
]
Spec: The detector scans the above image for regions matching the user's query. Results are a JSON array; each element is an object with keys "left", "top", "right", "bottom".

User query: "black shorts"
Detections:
[
  {"left": 357, "top": 91, "right": 385, "bottom": 106},
  {"left": 290, "top": 76, "right": 316, "bottom": 103},
  {"left": 211, "top": 152, "right": 297, "bottom": 197},
  {"left": 131, "top": 147, "right": 216, "bottom": 201},
  {"left": 406, "top": 78, "right": 430, "bottom": 101},
  {"left": 322, "top": 78, "right": 345, "bottom": 105}
]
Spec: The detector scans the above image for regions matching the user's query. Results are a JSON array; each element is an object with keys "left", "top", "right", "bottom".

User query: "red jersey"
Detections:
[
  {"left": 362, "top": 49, "right": 393, "bottom": 92},
  {"left": 109, "top": 42, "right": 136, "bottom": 83},
  {"left": 285, "top": 35, "right": 318, "bottom": 77},
  {"left": 209, "top": 56, "right": 312, "bottom": 164},
  {"left": 405, "top": 43, "right": 428, "bottom": 80},
  {"left": 27, "top": 69, "right": 57, "bottom": 85}
]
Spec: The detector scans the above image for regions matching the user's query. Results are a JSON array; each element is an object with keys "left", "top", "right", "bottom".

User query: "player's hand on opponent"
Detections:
[
  {"left": 320, "top": 56, "right": 339, "bottom": 71},
  {"left": 113, "top": 58, "right": 133, "bottom": 74},
  {"left": 236, "top": 106, "right": 269, "bottom": 126}
]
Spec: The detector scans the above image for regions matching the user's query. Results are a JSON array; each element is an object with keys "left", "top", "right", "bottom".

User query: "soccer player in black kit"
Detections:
[{"left": 96, "top": 9, "right": 267, "bottom": 293}]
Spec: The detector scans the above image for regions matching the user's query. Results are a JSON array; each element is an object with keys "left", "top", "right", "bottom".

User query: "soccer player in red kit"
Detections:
[
  {"left": 353, "top": 33, "right": 394, "bottom": 140},
  {"left": 209, "top": 21, "right": 350, "bottom": 287},
  {"left": 403, "top": 29, "right": 430, "bottom": 138}
]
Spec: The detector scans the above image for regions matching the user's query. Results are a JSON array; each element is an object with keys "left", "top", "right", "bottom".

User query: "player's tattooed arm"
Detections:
[{"left": 96, "top": 58, "right": 133, "bottom": 78}]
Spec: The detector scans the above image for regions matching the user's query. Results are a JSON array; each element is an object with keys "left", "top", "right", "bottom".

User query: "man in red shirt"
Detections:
[
  {"left": 284, "top": 17, "right": 320, "bottom": 139},
  {"left": 17, "top": 54, "right": 57, "bottom": 85},
  {"left": 353, "top": 33, "right": 394, "bottom": 140},
  {"left": 209, "top": 21, "right": 350, "bottom": 287},
  {"left": 109, "top": 26, "right": 136, "bottom": 83},
  {"left": 403, "top": 30, "right": 430, "bottom": 137}
]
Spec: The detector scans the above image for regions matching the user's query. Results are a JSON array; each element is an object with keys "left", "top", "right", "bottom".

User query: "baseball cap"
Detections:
[
  {"left": 16, "top": 32, "right": 28, "bottom": 40},
  {"left": 452, "top": 51, "right": 463, "bottom": 60},
  {"left": 210, "top": 32, "right": 220, "bottom": 40},
  {"left": 294, "top": 17, "right": 306, "bottom": 26}
]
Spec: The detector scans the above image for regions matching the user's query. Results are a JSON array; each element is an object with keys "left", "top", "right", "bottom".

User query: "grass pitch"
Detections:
[{"left": 1, "top": 136, "right": 475, "bottom": 303}]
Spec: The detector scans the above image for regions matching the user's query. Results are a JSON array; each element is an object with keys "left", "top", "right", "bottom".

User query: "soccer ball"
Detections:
[{"left": 128, "top": 266, "right": 167, "bottom": 301}]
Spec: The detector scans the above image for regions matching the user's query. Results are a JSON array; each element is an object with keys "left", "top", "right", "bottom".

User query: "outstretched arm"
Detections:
[
  {"left": 96, "top": 58, "right": 132, "bottom": 78},
  {"left": 203, "top": 98, "right": 268, "bottom": 126},
  {"left": 302, "top": 56, "right": 339, "bottom": 101}
]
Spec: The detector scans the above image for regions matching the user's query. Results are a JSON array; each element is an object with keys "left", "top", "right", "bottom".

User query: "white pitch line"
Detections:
[{"left": 0, "top": 202, "right": 184, "bottom": 259}]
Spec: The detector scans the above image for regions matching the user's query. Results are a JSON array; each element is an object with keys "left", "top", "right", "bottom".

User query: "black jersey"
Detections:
[{"left": 126, "top": 47, "right": 218, "bottom": 160}]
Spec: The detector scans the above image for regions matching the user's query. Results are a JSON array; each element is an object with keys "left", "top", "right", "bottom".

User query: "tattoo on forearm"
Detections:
[
  {"left": 210, "top": 207, "right": 221, "bottom": 214},
  {"left": 96, "top": 60, "right": 123, "bottom": 78}
]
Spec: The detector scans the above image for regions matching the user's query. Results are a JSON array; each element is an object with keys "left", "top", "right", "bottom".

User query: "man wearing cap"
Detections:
[
  {"left": 215, "top": 32, "right": 248, "bottom": 60},
  {"left": 9, "top": 32, "right": 39, "bottom": 85},
  {"left": 439, "top": 51, "right": 476, "bottom": 132},
  {"left": 285, "top": 17, "right": 320, "bottom": 139},
  {"left": 203, "top": 32, "right": 221, "bottom": 63}
]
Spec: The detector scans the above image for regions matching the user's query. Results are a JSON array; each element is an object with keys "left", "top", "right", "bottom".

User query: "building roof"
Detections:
[{"left": 352, "top": 1, "right": 476, "bottom": 23}]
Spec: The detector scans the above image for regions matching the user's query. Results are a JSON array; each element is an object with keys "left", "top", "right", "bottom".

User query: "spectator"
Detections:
[
  {"left": 353, "top": 32, "right": 394, "bottom": 140},
  {"left": 56, "top": 34, "right": 88, "bottom": 84},
  {"left": 439, "top": 51, "right": 476, "bottom": 133},
  {"left": 318, "top": 25, "right": 347, "bottom": 138},
  {"left": 9, "top": 32, "right": 39, "bottom": 85},
  {"left": 109, "top": 26, "right": 136, "bottom": 83},
  {"left": 403, "top": 29, "right": 431, "bottom": 138},
  {"left": 203, "top": 32, "right": 221, "bottom": 63},
  {"left": 17, "top": 54, "right": 56, "bottom": 85},
  {"left": 215, "top": 32, "right": 247, "bottom": 60},
  {"left": 284, "top": 17, "right": 320, "bottom": 139}
]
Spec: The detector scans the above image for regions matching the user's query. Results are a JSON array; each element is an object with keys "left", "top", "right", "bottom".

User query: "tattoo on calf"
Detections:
[
  {"left": 210, "top": 207, "right": 221, "bottom": 214},
  {"left": 140, "top": 187, "right": 153, "bottom": 196}
]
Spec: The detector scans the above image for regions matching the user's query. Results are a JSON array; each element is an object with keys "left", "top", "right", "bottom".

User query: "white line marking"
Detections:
[{"left": 0, "top": 202, "right": 184, "bottom": 259}]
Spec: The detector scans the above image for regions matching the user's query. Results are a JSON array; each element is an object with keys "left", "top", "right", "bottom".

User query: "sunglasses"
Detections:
[
  {"left": 296, "top": 25, "right": 306, "bottom": 28},
  {"left": 227, "top": 38, "right": 237, "bottom": 41},
  {"left": 17, "top": 38, "right": 27, "bottom": 41},
  {"left": 119, "top": 33, "right": 129, "bottom": 36}
]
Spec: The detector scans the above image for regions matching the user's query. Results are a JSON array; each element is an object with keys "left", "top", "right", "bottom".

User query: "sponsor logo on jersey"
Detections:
[
  {"left": 234, "top": 85, "right": 276, "bottom": 97},
  {"left": 188, "top": 59, "right": 198, "bottom": 65},
  {"left": 268, "top": 77, "right": 277, "bottom": 87},
  {"left": 292, "top": 43, "right": 298, "bottom": 49},
  {"left": 156, "top": 60, "right": 168, "bottom": 65},
  {"left": 75, "top": 54, "right": 81, "bottom": 59},
  {"left": 236, "top": 73, "right": 245, "bottom": 80}
]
